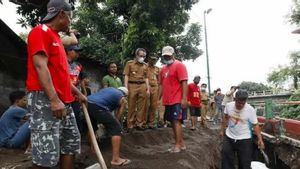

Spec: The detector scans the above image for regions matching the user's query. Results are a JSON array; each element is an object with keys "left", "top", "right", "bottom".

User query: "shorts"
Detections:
[
  {"left": 88, "top": 103, "right": 122, "bottom": 136},
  {"left": 164, "top": 103, "right": 187, "bottom": 122},
  {"left": 27, "top": 91, "right": 81, "bottom": 167},
  {"left": 189, "top": 106, "right": 201, "bottom": 117}
]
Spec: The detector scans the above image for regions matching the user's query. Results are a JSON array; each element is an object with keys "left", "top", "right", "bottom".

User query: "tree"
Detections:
[
  {"left": 7, "top": 0, "right": 76, "bottom": 28},
  {"left": 73, "top": 0, "right": 202, "bottom": 65},
  {"left": 238, "top": 81, "right": 271, "bottom": 93},
  {"left": 288, "top": 0, "right": 300, "bottom": 25},
  {"left": 19, "top": 32, "right": 28, "bottom": 43},
  {"left": 280, "top": 89, "right": 300, "bottom": 120},
  {"left": 267, "top": 51, "right": 300, "bottom": 89},
  {"left": 10, "top": 0, "right": 203, "bottom": 66}
]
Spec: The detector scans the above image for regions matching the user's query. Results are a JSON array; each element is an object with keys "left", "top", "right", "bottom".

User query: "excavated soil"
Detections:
[{"left": 0, "top": 125, "right": 221, "bottom": 169}]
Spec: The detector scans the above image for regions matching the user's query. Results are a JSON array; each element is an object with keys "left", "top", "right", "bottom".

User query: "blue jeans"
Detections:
[{"left": 6, "top": 122, "right": 30, "bottom": 148}]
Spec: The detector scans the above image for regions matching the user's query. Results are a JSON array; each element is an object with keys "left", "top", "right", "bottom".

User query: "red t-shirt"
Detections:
[
  {"left": 187, "top": 83, "right": 201, "bottom": 107},
  {"left": 26, "top": 24, "right": 74, "bottom": 103},
  {"left": 160, "top": 60, "right": 188, "bottom": 105}
]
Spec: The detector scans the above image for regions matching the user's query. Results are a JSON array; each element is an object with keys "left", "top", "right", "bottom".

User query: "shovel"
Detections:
[
  {"left": 259, "top": 148, "right": 270, "bottom": 168},
  {"left": 82, "top": 104, "right": 107, "bottom": 169}
]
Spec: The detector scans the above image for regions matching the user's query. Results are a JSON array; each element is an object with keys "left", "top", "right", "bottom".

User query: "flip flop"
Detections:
[
  {"left": 168, "top": 147, "right": 181, "bottom": 153},
  {"left": 190, "top": 127, "right": 196, "bottom": 130},
  {"left": 181, "top": 146, "right": 187, "bottom": 151},
  {"left": 111, "top": 159, "right": 131, "bottom": 166}
]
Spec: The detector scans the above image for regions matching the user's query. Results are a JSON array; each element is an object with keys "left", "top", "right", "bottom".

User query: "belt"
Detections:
[{"left": 128, "top": 81, "right": 145, "bottom": 84}]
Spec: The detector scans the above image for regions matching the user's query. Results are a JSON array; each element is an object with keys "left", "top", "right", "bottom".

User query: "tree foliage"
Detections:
[
  {"left": 280, "top": 90, "right": 300, "bottom": 120},
  {"left": 19, "top": 32, "right": 28, "bottom": 43},
  {"left": 238, "top": 81, "right": 271, "bottom": 93},
  {"left": 6, "top": 0, "right": 76, "bottom": 28},
  {"left": 288, "top": 0, "right": 300, "bottom": 25},
  {"left": 267, "top": 52, "right": 300, "bottom": 89},
  {"left": 74, "top": 0, "right": 202, "bottom": 65},
  {"left": 10, "top": 0, "right": 202, "bottom": 65}
]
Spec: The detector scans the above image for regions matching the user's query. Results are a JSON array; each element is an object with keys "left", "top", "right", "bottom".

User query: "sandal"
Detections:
[
  {"left": 168, "top": 147, "right": 181, "bottom": 153},
  {"left": 111, "top": 159, "right": 131, "bottom": 166},
  {"left": 181, "top": 146, "right": 187, "bottom": 151},
  {"left": 190, "top": 127, "right": 196, "bottom": 131}
]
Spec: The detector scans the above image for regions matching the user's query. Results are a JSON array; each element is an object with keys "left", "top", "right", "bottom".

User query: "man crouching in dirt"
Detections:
[
  {"left": 26, "top": 0, "right": 87, "bottom": 168},
  {"left": 219, "top": 90, "right": 264, "bottom": 169},
  {"left": 87, "top": 87, "right": 131, "bottom": 166},
  {"left": 159, "top": 46, "right": 188, "bottom": 153}
]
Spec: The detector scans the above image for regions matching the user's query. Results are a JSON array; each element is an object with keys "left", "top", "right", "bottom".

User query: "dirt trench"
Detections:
[{"left": 0, "top": 126, "right": 221, "bottom": 169}]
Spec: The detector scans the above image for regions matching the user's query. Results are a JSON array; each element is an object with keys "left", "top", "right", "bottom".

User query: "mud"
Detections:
[{"left": 0, "top": 126, "right": 221, "bottom": 169}]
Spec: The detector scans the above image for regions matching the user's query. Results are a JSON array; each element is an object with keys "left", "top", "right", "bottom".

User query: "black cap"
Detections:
[
  {"left": 42, "top": 0, "right": 72, "bottom": 22},
  {"left": 66, "top": 45, "right": 83, "bottom": 52}
]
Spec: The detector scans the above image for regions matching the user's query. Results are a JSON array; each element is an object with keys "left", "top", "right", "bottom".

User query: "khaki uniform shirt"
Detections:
[
  {"left": 123, "top": 60, "right": 149, "bottom": 82},
  {"left": 148, "top": 65, "right": 160, "bottom": 87},
  {"left": 201, "top": 91, "right": 209, "bottom": 105}
]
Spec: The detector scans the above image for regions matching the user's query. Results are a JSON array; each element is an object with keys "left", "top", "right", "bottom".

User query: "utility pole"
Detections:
[{"left": 204, "top": 8, "right": 212, "bottom": 95}]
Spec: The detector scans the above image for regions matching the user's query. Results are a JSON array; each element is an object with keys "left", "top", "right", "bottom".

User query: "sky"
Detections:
[
  {"left": 0, "top": 0, "right": 300, "bottom": 93},
  {"left": 185, "top": 0, "right": 300, "bottom": 92}
]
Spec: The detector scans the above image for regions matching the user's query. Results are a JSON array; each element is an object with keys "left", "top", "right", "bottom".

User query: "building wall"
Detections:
[{"left": 0, "top": 72, "right": 25, "bottom": 114}]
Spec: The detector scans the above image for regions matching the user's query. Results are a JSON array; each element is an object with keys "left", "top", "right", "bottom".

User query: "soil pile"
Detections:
[{"left": 0, "top": 126, "right": 222, "bottom": 169}]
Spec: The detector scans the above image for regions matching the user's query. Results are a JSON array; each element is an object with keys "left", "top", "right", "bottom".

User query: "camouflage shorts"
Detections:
[{"left": 27, "top": 91, "right": 81, "bottom": 167}]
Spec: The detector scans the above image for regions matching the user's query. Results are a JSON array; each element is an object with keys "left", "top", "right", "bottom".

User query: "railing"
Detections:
[
  {"left": 257, "top": 101, "right": 300, "bottom": 147},
  {"left": 248, "top": 90, "right": 293, "bottom": 96}
]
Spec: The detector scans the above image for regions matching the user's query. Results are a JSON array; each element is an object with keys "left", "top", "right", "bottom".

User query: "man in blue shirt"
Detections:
[
  {"left": 87, "top": 87, "right": 131, "bottom": 166},
  {"left": 0, "top": 91, "right": 30, "bottom": 148}
]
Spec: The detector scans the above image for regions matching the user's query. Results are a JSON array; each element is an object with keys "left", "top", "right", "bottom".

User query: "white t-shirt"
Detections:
[{"left": 224, "top": 102, "right": 258, "bottom": 140}]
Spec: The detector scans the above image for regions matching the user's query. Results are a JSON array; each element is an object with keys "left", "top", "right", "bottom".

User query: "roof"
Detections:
[
  {"left": 0, "top": 19, "right": 27, "bottom": 78},
  {"left": 0, "top": 19, "right": 27, "bottom": 58}
]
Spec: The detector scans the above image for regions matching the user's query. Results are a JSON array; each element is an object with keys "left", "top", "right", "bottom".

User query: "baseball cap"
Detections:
[
  {"left": 162, "top": 46, "right": 175, "bottom": 56},
  {"left": 42, "top": 0, "right": 72, "bottom": 22},
  {"left": 118, "top": 87, "right": 128, "bottom": 96},
  {"left": 66, "top": 45, "right": 83, "bottom": 52}
]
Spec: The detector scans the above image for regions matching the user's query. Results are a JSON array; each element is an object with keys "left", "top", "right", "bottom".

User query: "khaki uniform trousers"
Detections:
[
  {"left": 127, "top": 83, "right": 147, "bottom": 128},
  {"left": 201, "top": 103, "right": 209, "bottom": 125},
  {"left": 146, "top": 86, "right": 159, "bottom": 127}
]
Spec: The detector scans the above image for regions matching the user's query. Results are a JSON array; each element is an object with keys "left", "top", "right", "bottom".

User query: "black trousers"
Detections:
[
  {"left": 71, "top": 101, "right": 83, "bottom": 133},
  {"left": 221, "top": 135, "right": 253, "bottom": 169}
]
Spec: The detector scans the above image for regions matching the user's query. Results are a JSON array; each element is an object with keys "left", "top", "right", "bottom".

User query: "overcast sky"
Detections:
[
  {"left": 185, "top": 0, "right": 300, "bottom": 92},
  {"left": 0, "top": 0, "right": 300, "bottom": 93}
]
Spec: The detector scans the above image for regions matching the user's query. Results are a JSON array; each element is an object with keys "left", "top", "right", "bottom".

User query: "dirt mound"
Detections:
[{"left": 0, "top": 127, "right": 221, "bottom": 169}]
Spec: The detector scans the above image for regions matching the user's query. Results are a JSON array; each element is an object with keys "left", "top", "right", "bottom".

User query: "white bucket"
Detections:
[{"left": 251, "top": 161, "right": 269, "bottom": 169}]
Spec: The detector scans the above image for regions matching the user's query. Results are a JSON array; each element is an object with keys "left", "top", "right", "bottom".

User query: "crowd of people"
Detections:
[{"left": 0, "top": 0, "right": 265, "bottom": 168}]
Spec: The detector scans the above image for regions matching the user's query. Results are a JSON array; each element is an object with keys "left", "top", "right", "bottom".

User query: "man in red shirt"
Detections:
[
  {"left": 26, "top": 0, "right": 86, "bottom": 168},
  {"left": 160, "top": 46, "right": 188, "bottom": 153},
  {"left": 187, "top": 76, "right": 201, "bottom": 130}
]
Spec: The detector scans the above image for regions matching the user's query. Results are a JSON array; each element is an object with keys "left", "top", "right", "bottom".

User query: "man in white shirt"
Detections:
[{"left": 220, "top": 90, "right": 264, "bottom": 169}]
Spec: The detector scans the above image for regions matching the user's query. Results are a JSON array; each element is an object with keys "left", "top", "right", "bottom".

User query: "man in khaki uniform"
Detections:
[
  {"left": 124, "top": 48, "right": 150, "bottom": 132},
  {"left": 146, "top": 54, "right": 160, "bottom": 129},
  {"left": 200, "top": 83, "right": 209, "bottom": 127}
]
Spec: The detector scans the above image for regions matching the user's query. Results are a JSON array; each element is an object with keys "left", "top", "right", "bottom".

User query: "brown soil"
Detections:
[{"left": 0, "top": 125, "right": 221, "bottom": 169}]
